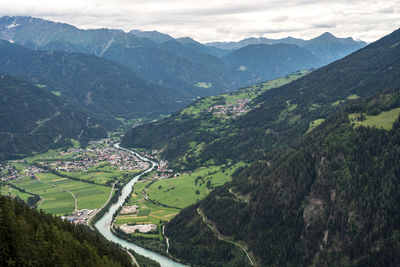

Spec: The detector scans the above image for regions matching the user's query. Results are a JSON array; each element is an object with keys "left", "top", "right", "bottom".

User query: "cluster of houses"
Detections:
[
  {"left": 0, "top": 162, "right": 46, "bottom": 182},
  {"left": 48, "top": 147, "right": 149, "bottom": 172},
  {"left": 61, "top": 209, "right": 95, "bottom": 224},
  {"left": 206, "top": 98, "right": 251, "bottom": 117}
]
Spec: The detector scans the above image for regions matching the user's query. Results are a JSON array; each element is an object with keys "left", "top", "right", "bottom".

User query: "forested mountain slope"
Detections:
[
  {"left": 0, "top": 40, "right": 186, "bottom": 121},
  {"left": 122, "top": 28, "right": 400, "bottom": 170},
  {"left": 0, "top": 74, "right": 107, "bottom": 160},
  {"left": 0, "top": 196, "right": 132, "bottom": 266},
  {"left": 165, "top": 85, "right": 400, "bottom": 267}
]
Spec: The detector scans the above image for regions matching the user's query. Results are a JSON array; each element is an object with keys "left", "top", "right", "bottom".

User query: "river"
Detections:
[{"left": 95, "top": 143, "right": 186, "bottom": 267}]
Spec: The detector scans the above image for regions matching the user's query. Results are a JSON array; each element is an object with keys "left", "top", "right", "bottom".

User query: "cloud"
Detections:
[
  {"left": 312, "top": 21, "right": 337, "bottom": 28},
  {"left": 0, "top": 0, "right": 399, "bottom": 42}
]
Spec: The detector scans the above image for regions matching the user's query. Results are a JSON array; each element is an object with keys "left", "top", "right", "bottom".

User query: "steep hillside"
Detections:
[
  {"left": 0, "top": 74, "right": 107, "bottom": 160},
  {"left": 0, "top": 196, "right": 132, "bottom": 266},
  {"left": 122, "top": 28, "right": 400, "bottom": 169},
  {"left": 223, "top": 43, "right": 322, "bottom": 85},
  {"left": 0, "top": 40, "right": 186, "bottom": 121},
  {"left": 165, "top": 88, "right": 400, "bottom": 266}
]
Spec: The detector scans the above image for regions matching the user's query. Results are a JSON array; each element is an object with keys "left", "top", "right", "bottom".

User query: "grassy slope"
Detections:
[
  {"left": 147, "top": 162, "right": 246, "bottom": 208},
  {"left": 349, "top": 107, "right": 400, "bottom": 130}
]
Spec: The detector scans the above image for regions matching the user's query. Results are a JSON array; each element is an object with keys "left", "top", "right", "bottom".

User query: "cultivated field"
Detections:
[{"left": 11, "top": 173, "right": 111, "bottom": 215}]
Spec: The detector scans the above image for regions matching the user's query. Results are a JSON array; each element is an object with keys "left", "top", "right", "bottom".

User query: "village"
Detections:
[
  {"left": 0, "top": 142, "right": 155, "bottom": 186},
  {"left": 206, "top": 98, "right": 251, "bottom": 117},
  {"left": 0, "top": 162, "right": 46, "bottom": 182},
  {"left": 47, "top": 146, "right": 150, "bottom": 173}
]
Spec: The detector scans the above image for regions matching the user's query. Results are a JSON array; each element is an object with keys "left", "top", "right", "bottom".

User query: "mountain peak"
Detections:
[{"left": 317, "top": 32, "right": 336, "bottom": 39}]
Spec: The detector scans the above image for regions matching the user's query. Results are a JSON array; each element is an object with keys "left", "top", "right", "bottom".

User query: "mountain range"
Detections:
[
  {"left": 208, "top": 32, "right": 367, "bottom": 64},
  {"left": 0, "top": 15, "right": 367, "bottom": 160},
  {"left": 0, "top": 13, "right": 399, "bottom": 267},
  {"left": 0, "top": 16, "right": 366, "bottom": 90},
  {"left": 122, "top": 27, "right": 400, "bottom": 266}
]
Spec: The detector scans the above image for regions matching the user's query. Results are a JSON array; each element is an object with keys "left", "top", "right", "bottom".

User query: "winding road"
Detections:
[{"left": 197, "top": 207, "right": 254, "bottom": 266}]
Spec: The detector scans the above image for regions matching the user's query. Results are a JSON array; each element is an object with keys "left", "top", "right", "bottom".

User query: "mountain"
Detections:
[
  {"left": 304, "top": 32, "right": 368, "bottom": 63},
  {"left": 207, "top": 36, "right": 305, "bottom": 50},
  {"left": 0, "top": 16, "right": 232, "bottom": 94},
  {"left": 176, "top": 37, "right": 230, "bottom": 58},
  {"left": 166, "top": 88, "right": 400, "bottom": 266},
  {"left": 222, "top": 43, "right": 323, "bottom": 85},
  {"left": 129, "top": 29, "right": 174, "bottom": 43},
  {"left": 208, "top": 32, "right": 367, "bottom": 64},
  {"left": 144, "top": 28, "right": 400, "bottom": 266},
  {"left": 0, "top": 16, "right": 366, "bottom": 94},
  {"left": 0, "top": 73, "right": 108, "bottom": 160},
  {"left": 0, "top": 196, "right": 132, "bottom": 266},
  {"left": 0, "top": 40, "right": 187, "bottom": 122},
  {"left": 122, "top": 27, "right": 400, "bottom": 170}
]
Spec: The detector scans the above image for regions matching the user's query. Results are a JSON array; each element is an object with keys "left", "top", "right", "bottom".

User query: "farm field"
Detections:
[
  {"left": 146, "top": 162, "right": 246, "bottom": 209},
  {"left": 349, "top": 107, "right": 400, "bottom": 130},
  {"left": 11, "top": 172, "right": 111, "bottom": 215},
  {"left": 58, "top": 165, "right": 140, "bottom": 185},
  {"left": 0, "top": 184, "right": 32, "bottom": 201},
  {"left": 114, "top": 181, "right": 179, "bottom": 239}
]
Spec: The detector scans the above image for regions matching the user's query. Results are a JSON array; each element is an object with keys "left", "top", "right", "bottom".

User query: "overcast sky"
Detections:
[{"left": 0, "top": 0, "right": 399, "bottom": 43}]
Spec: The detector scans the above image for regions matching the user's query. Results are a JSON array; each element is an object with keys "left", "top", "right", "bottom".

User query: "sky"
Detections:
[{"left": 0, "top": 0, "right": 399, "bottom": 43}]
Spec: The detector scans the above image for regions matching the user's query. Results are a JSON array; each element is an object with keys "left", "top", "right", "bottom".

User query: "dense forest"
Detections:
[
  {"left": 0, "top": 196, "right": 133, "bottom": 266},
  {"left": 122, "top": 28, "right": 400, "bottom": 170},
  {"left": 166, "top": 89, "right": 400, "bottom": 266},
  {"left": 0, "top": 74, "right": 107, "bottom": 160}
]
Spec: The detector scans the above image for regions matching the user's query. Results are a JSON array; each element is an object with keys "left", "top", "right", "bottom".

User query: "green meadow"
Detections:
[
  {"left": 305, "top": 119, "right": 326, "bottom": 134},
  {"left": 146, "top": 162, "right": 246, "bottom": 209},
  {"left": 0, "top": 184, "right": 32, "bottom": 201},
  {"left": 349, "top": 107, "right": 400, "bottom": 130}
]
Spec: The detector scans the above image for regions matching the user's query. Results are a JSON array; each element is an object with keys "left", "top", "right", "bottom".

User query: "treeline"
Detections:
[{"left": 0, "top": 196, "right": 132, "bottom": 266}]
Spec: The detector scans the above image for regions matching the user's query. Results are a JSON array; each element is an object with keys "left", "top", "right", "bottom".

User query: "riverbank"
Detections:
[{"left": 94, "top": 144, "right": 187, "bottom": 267}]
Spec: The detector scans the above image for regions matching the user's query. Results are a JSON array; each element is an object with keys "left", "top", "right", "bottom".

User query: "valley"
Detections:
[{"left": 0, "top": 12, "right": 399, "bottom": 267}]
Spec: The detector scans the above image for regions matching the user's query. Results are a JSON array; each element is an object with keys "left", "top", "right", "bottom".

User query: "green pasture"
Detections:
[
  {"left": 349, "top": 107, "right": 400, "bottom": 130},
  {"left": 305, "top": 119, "right": 326, "bottom": 134},
  {"left": 0, "top": 184, "right": 32, "bottom": 201},
  {"left": 195, "top": 82, "right": 212, "bottom": 88},
  {"left": 146, "top": 162, "right": 246, "bottom": 209}
]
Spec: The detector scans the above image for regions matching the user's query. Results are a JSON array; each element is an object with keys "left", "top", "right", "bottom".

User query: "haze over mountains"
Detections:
[{"left": 0, "top": 16, "right": 365, "bottom": 90}]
